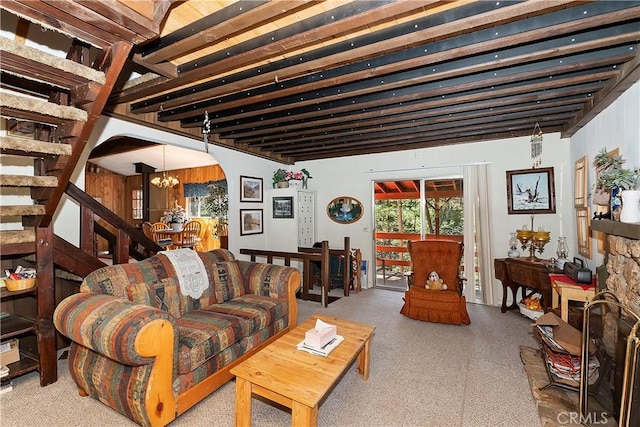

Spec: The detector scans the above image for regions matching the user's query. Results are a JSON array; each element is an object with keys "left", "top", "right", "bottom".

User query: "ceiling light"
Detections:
[{"left": 151, "top": 145, "right": 179, "bottom": 188}]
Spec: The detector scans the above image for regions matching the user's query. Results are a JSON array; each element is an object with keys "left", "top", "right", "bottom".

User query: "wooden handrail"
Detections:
[
  {"left": 240, "top": 241, "right": 333, "bottom": 307},
  {"left": 65, "top": 182, "right": 162, "bottom": 265}
]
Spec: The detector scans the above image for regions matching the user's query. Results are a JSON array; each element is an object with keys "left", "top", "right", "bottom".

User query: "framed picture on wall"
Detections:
[
  {"left": 576, "top": 207, "right": 592, "bottom": 258},
  {"left": 273, "top": 196, "right": 294, "bottom": 218},
  {"left": 240, "top": 176, "right": 263, "bottom": 203},
  {"left": 240, "top": 209, "right": 263, "bottom": 235},
  {"left": 574, "top": 156, "right": 588, "bottom": 208},
  {"left": 506, "top": 167, "right": 556, "bottom": 214}
]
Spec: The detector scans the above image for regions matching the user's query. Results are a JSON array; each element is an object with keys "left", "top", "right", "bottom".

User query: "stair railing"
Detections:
[{"left": 65, "top": 182, "right": 162, "bottom": 264}]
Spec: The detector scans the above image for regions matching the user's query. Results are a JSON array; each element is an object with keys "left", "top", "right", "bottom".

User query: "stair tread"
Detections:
[
  {"left": 0, "top": 229, "right": 36, "bottom": 244},
  {"left": 0, "top": 205, "right": 46, "bottom": 216},
  {"left": 0, "top": 136, "right": 72, "bottom": 156},
  {"left": 0, "top": 174, "right": 58, "bottom": 187},
  {"left": 0, "top": 92, "right": 88, "bottom": 124},
  {"left": 0, "top": 36, "right": 106, "bottom": 87}
]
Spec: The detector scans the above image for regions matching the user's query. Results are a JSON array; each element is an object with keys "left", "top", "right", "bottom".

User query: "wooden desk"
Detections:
[
  {"left": 230, "top": 315, "right": 375, "bottom": 427},
  {"left": 494, "top": 258, "right": 560, "bottom": 313}
]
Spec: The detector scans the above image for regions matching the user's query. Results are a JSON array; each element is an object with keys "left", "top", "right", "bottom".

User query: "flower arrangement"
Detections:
[
  {"left": 161, "top": 203, "right": 187, "bottom": 224},
  {"left": 272, "top": 168, "right": 312, "bottom": 188}
]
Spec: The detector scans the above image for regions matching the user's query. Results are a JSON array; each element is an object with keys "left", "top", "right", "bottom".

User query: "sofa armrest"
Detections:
[
  {"left": 236, "top": 261, "right": 301, "bottom": 328},
  {"left": 54, "top": 292, "right": 178, "bottom": 426},
  {"left": 54, "top": 293, "right": 177, "bottom": 365}
]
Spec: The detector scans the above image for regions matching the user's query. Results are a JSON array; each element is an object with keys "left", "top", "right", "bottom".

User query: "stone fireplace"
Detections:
[
  {"left": 603, "top": 234, "right": 640, "bottom": 315},
  {"left": 590, "top": 220, "right": 640, "bottom": 426}
]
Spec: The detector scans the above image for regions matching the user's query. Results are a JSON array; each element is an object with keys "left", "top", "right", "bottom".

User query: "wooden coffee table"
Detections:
[{"left": 230, "top": 315, "right": 375, "bottom": 426}]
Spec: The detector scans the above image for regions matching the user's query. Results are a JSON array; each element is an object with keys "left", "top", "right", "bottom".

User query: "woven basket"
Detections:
[{"left": 5, "top": 277, "right": 36, "bottom": 291}]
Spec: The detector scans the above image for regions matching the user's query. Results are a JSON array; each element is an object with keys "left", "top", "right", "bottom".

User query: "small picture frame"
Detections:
[
  {"left": 240, "top": 209, "right": 263, "bottom": 235},
  {"left": 273, "top": 196, "right": 294, "bottom": 219},
  {"left": 574, "top": 156, "right": 587, "bottom": 208},
  {"left": 506, "top": 167, "right": 556, "bottom": 214},
  {"left": 240, "top": 176, "right": 263, "bottom": 203},
  {"left": 576, "top": 207, "right": 592, "bottom": 258}
]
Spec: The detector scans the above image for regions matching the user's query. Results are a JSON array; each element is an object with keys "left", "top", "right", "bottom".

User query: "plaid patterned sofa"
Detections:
[{"left": 53, "top": 249, "right": 300, "bottom": 427}]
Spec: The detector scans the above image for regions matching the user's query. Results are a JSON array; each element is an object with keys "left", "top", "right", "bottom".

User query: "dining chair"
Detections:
[
  {"left": 151, "top": 222, "right": 176, "bottom": 249},
  {"left": 177, "top": 220, "right": 202, "bottom": 249},
  {"left": 141, "top": 221, "right": 154, "bottom": 240}
]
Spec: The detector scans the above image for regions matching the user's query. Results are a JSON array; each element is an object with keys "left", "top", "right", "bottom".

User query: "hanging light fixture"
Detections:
[
  {"left": 530, "top": 122, "right": 543, "bottom": 168},
  {"left": 151, "top": 145, "right": 179, "bottom": 188}
]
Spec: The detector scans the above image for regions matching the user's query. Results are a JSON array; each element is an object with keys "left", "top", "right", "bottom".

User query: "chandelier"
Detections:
[{"left": 151, "top": 145, "right": 179, "bottom": 188}]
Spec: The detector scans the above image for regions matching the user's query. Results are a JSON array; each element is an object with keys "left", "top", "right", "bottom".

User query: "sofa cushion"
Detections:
[
  {"left": 125, "top": 278, "right": 182, "bottom": 319},
  {"left": 204, "top": 294, "right": 287, "bottom": 337},
  {"left": 199, "top": 249, "right": 236, "bottom": 263},
  {"left": 175, "top": 311, "right": 244, "bottom": 374},
  {"left": 212, "top": 261, "right": 244, "bottom": 303}
]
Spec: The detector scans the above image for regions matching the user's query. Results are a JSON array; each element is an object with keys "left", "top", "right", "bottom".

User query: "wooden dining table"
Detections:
[{"left": 154, "top": 228, "right": 196, "bottom": 250}]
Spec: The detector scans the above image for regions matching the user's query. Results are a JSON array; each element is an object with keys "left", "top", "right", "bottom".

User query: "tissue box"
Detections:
[{"left": 305, "top": 324, "right": 337, "bottom": 349}]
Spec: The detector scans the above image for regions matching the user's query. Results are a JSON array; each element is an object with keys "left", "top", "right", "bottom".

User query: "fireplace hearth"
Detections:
[{"left": 582, "top": 220, "right": 640, "bottom": 426}]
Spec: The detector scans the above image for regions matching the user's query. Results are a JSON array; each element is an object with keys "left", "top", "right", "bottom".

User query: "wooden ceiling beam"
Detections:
[
  {"left": 190, "top": 71, "right": 612, "bottom": 135},
  {"left": 223, "top": 88, "right": 594, "bottom": 140},
  {"left": 562, "top": 43, "right": 640, "bottom": 137},
  {"left": 291, "top": 125, "right": 567, "bottom": 161},
  {"left": 118, "top": 0, "right": 432, "bottom": 105},
  {"left": 239, "top": 99, "right": 584, "bottom": 145},
  {"left": 248, "top": 105, "right": 581, "bottom": 148},
  {"left": 157, "top": 20, "right": 640, "bottom": 122},
  {"left": 135, "top": 1, "right": 316, "bottom": 65},
  {"left": 264, "top": 115, "right": 575, "bottom": 155},
  {"left": 181, "top": 47, "right": 628, "bottom": 126}
]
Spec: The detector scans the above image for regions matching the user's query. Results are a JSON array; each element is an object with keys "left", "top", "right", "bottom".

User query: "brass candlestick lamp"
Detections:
[{"left": 516, "top": 215, "right": 550, "bottom": 261}]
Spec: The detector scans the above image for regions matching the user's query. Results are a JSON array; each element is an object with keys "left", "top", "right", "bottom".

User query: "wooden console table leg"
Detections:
[
  {"left": 292, "top": 401, "right": 317, "bottom": 427},
  {"left": 235, "top": 377, "right": 253, "bottom": 427}
]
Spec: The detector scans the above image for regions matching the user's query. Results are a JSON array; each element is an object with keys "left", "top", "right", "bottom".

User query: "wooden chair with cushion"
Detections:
[
  {"left": 176, "top": 220, "right": 201, "bottom": 249},
  {"left": 400, "top": 239, "right": 470, "bottom": 325},
  {"left": 151, "top": 222, "right": 176, "bottom": 249}
]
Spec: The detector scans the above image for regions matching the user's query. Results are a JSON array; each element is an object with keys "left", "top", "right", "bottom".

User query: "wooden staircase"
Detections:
[{"left": 0, "top": 0, "right": 172, "bottom": 386}]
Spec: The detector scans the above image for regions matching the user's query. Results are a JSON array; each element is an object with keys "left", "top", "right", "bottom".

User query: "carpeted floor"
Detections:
[{"left": 0, "top": 288, "right": 543, "bottom": 426}]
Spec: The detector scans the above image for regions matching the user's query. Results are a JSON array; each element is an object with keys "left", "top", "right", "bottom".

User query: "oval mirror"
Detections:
[{"left": 326, "top": 196, "right": 363, "bottom": 224}]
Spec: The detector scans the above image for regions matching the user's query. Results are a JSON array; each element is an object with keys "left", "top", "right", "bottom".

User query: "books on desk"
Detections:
[{"left": 297, "top": 335, "right": 344, "bottom": 357}]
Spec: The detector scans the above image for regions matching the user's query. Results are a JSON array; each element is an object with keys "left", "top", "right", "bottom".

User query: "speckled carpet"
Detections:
[{"left": 0, "top": 288, "right": 541, "bottom": 427}]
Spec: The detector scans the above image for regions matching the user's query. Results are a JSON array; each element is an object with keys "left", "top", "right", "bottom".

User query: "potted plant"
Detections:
[
  {"left": 203, "top": 183, "right": 229, "bottom": 239},
  {"left": 593, "top": 148, "right": 640, "bottom": 222},
  {"left": 161, "top": 203, "right": 188, "bottom": 230},
  {"left": 272, "top": 168, "right": 288, "bottom": 188}
]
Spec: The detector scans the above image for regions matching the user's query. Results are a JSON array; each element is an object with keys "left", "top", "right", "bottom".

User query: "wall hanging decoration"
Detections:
[
  {"left": 530, "top": 122, "right": 543, "bottom": 168},
  {"left": 506, "top": 167, "right": 556, "bottom": 214},
  {"left": 240, "top": 209, "right": 263, "bottom": 235},
  {"left": 326, "top": 196, "right": 363, "bottom": 224},
  {"left": 574, "top": 156, "right": 587, "bottom": 208},
  {"left": 240, "top": 175, "right": 263, "bottom": 202}
]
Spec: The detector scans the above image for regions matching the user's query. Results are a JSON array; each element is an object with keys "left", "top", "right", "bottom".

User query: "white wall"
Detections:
[
  {"left": 53, "top": 116, "right": 285, "bottom": 256},
  {"left": 569, "top": 81, "right": 640, "bottom": 268},
  {"left": 294, "top": 132, "right": 573, "bottom": 305}
]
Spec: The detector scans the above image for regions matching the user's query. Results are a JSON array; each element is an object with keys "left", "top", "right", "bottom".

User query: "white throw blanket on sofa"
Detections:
[{"left": 161, "top": 249, "right": 209, "bottom": 299}]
